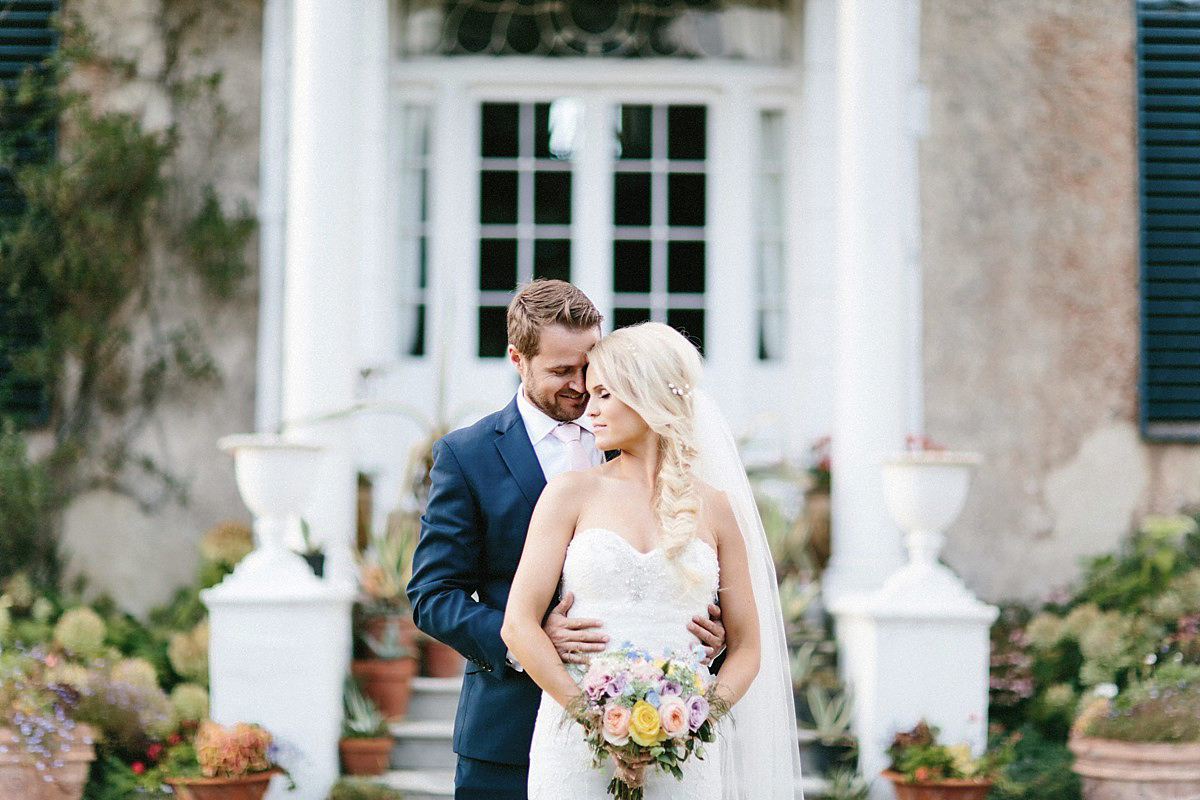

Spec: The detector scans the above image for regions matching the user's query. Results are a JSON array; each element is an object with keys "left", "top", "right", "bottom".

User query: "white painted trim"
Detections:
[
  {"left": 392, "top": 56, "right": 796, "bottom": 92},
  {"left": 254, "top": 0, "right": 290, "bottom": 433}
]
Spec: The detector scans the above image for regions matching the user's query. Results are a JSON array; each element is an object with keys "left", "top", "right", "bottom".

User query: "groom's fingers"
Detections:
[
  {"left": 689, "top": 603, "right": 726, "bottom": 664},
  {"left": 551, "top": 591, "right": 575, "bottom": 616}
]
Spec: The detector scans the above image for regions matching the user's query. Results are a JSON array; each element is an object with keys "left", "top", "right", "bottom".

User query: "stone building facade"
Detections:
[{"left": 31, "top": 0, "right": 1198, "bottom": 613}]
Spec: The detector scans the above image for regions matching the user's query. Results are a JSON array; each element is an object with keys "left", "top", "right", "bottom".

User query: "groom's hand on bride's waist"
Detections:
[
  {"left": 544, "top": 591, "right": 609, "bottom": 664},
  {"left": 689, "top": 602, "right": 726, "bottom": 666}
]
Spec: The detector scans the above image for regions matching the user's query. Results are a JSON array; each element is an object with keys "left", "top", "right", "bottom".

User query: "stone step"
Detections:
[
  {"left": 406, "top": 676, "right": 463, "bottom": 722},
  {"left": 378, "top": 768, "right": 826, "bottom": 799},
  {"left": 380, "top": 768, "right": 455, "bottom": 800},
  {"left": 390, "top": 718, "right": 456, "bottom": 771}
]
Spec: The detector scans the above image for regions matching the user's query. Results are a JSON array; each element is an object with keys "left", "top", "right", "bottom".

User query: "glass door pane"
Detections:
[
  {"left": 612, "top": 103, "right": 706, "bottom": 351},
  {"left": 477, "top": 98, "right": 581, "bottom": 357}
]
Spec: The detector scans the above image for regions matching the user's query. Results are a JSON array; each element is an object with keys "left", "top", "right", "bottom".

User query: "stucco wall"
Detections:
[
  {"left": 50, "top": 0, "right": 262, "bottom": 616},
  {"left": 921, "top": 0, "right": 1200, "bottom": 603}
]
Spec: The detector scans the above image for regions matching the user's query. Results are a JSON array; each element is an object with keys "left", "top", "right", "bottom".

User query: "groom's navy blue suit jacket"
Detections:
[{"left": 407, "top": 397, "right": 548, "bottom": 766}]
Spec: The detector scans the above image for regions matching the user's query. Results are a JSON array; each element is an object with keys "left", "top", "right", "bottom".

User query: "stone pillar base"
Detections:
[
  {"left": 831, "top": 587, "right": 997, "bottom": 800},
  {"left": 203, "top": 581, "right": 354, "bottom": 800}
]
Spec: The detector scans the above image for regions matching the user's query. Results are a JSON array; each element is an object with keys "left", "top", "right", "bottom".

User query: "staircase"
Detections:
[
  {"left": 379, "top": 676, "right": 458, "bottom": 799},
  {"left": 376, "top": 676, "right": 834, "bottom": 799}
]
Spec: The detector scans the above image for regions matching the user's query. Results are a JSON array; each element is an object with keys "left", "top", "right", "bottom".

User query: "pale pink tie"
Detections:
[{"left": 551, "top": 422, "right": 591, "bottom": 472}]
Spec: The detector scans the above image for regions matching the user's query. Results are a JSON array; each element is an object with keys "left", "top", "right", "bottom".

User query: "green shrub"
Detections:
[
  {"left": 990, "top": 726, "right": 1080, "bottom": 800},
  {"left": 328, "top": 778, "right": 408, "bottom": 800},
  {"left": 0, "top": 423, "right": 59, "bottom": 587}
]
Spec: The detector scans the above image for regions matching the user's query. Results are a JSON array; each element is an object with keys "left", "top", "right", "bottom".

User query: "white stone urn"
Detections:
[
  {"left": 870, "top": 450, "right": 990, "bottom": 612},
  {"left": 212, "top": 433, "right": 326, "bottom": 597}
]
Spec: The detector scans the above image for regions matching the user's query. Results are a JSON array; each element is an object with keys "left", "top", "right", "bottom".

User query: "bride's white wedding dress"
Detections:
[{"left": 527, "top": 527, "right": 722, "bottom": 799}]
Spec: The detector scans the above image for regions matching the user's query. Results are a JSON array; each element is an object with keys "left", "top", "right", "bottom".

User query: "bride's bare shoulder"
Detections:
[
  {"left": 695, "top": 481, "right": 737, "bottom": 540},
  {"left": 540, "top": 466, "right": 604, "bottom": 503}
]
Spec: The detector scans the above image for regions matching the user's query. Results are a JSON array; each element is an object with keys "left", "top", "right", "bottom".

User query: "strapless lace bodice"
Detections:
[
  {"left": 528, "top": 528, "right": 722, "bottom": 799},
  {"left": 562, "top": 528, "right": 719, "bottom": 656}
]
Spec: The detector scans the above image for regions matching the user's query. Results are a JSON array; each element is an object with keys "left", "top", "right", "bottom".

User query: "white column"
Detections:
[
  {"left": 357, "top": 0, "right": 394, "bottom": 369},
  {"left": 821, "top": 0, "right": 922, "bottom": 604},
  {"left": 281, "top": 0, "right": 369, "bottom": 581},
  {"left": 254, "top": 0, "right": 290, "bottom": 433}
]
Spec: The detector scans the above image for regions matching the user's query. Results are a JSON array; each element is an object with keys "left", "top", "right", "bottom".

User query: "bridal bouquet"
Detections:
[{"left": 568, "top": 644, "right": 726, "bottom": 800}]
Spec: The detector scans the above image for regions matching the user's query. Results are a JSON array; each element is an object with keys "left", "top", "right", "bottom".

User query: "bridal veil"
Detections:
[{"left": 693, "top": 388, "right": 803, "bottom": 800}]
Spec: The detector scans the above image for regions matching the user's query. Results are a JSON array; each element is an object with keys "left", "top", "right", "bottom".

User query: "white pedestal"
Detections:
[
  {"left": 203, "top": 579, "right": 355, "bottom": 800},
  {"left": 830, "top": 572, "right": 997, "bottom": 800}
]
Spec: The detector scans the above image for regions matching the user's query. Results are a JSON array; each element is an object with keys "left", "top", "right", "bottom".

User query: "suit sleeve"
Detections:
[{"left": 406, "top": 438, "right": 509, "bottom": 674}]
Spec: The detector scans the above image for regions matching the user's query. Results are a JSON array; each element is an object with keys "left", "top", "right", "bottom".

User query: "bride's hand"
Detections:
[{"left": 611, "top": 751, "right": 653, "bottom": 787}]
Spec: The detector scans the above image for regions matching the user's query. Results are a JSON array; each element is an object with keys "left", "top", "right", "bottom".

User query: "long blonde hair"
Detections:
[{"left": 587, "top": 323, "right": 703, "bottom": 560}]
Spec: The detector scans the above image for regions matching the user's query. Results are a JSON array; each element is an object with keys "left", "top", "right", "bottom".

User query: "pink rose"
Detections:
[
  {"left": 602, "top": 703, "right": 632, "bottom": 746},
  {"left": 659, "top": 696, "right": 689, "bottom": 739}
]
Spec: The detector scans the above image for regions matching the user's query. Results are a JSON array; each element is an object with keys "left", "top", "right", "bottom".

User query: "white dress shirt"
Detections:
[{"left": 515, "top": 387, "right": 604, "bottom": 480}]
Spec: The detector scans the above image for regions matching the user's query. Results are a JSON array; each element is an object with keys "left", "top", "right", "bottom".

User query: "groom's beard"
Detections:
[{"left": 526, "top": 383, "right": 588, "bottom": 422}]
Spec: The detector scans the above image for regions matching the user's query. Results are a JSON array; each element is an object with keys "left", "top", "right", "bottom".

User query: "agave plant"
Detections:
[{"left": 342, "top": 677, "right": 388, "bottom": 739}]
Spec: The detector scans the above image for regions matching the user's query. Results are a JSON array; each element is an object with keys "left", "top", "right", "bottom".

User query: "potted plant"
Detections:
[
  {"left": 339, "top": 676, "right": 393, "bottom": 776},
  {"left": 0, "top": 644, "right": 97, "bottom": 800},
  {"left": 162, "top": 719, "right": 294, "bottom": 800},
  {"left": 296, "top": 518, "right": 325, "bottom": 577},
  {"left": 353, "top": 512, "right": 421, "bottom": 718},
  {"left": 357, "top": 511, "right": 420, "bottom": 654},
  {"left": 801, "top": 685, "right": 857, "bottom": 774},
  {"left": 882, "top": 720, "right": 1016, "bottom": 800},
  {"left": 1069, "top": 663, "right": 1200, "bottom": 799}
]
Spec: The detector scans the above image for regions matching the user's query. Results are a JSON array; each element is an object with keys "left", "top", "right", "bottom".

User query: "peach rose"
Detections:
[
  {"left": 658, "top": 696, "right": 688, "bottom": 739},
  {"left": 602, "top": 703, "right": 632, "bottom": 746}
]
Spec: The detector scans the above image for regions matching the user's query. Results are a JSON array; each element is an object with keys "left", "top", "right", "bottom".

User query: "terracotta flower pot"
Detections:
[
  {"left": 164, "top": 771, "right": 277, "bottom": 800},
  {"left": 0, "top": 723, "right": 96, "bottom": 800},
  {"left": 1069, "top": 736, "right": 1200, "bottom": 799},
  {"left": 352, "top": 657, "right": 419, "bottom": 720},
  {"left": 882, "top": 770, "right": 992, "bottom": 800},
  {"left": 421, "top": 638, "right": 465, "bottom": 677},
  {"left": 339, "top": 736, "right": 394, "bottom": 775},
  {"left": 362, "top": 613, "right": 418, "bottom": 657}
]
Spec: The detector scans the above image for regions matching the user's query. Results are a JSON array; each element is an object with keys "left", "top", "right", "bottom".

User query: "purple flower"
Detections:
[
  {"left": 685, "top": 695, "right": 709, "bottom": 731},
  {"left": 658, "top": 680, "right": 682, "bottom": 698},
  {"left": 602, "top": 673, "right": 628, "bottom": 697}
]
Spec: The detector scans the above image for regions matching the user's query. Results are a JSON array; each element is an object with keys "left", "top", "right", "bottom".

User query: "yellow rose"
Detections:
[{"left": 628, "top": 700, "right": 664, "bottom": 747}]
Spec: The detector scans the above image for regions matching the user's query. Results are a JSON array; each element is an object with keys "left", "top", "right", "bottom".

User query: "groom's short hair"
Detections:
[{"left": 507, "top": 279, "right": 602, "bottom": 357}]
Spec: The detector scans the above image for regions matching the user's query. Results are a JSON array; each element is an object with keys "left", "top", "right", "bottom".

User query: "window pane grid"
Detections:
[
  {"left": 478, "top": 100, "right": 577, "bottom": 356},
  {"left": 756, "top": 109, "right": 785, "bottom": 361},
  {"left": 611, "top": 103, "right": 706, "bottom": 351},
  {"left": 398, "top": 104, "right": 430, "bottom": 357}
]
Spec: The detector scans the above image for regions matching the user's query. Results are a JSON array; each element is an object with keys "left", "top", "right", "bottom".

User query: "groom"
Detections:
[{"left": 407, "top": 279, "right": 723, "bottom": 799}]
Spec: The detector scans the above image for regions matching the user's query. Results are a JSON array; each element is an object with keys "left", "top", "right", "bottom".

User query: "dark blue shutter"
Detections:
[
  {"left": 0, "top": 0, "right": 58, "bottom": 425},
  {"left": 1138, "top": 1, "right": 1200, "bottom": 440}
]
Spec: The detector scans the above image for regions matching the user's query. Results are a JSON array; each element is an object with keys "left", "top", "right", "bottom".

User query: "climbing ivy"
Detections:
[{"left": 0, "top": 6, "right": 257, "bottom": 585}]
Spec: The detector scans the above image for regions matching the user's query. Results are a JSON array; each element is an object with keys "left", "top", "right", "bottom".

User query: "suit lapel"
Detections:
[{"left": 494, "top": 398, "right": 547, "bottom": 510}]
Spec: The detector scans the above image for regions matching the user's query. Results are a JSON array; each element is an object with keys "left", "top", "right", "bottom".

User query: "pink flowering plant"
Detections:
[{"left": 566, "top": 644, "right": 728, "bottom": 800}]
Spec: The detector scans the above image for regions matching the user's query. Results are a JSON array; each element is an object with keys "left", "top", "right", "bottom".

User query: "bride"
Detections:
[{"left": 502, "top": 322, "right": 801, "bottom": 799}]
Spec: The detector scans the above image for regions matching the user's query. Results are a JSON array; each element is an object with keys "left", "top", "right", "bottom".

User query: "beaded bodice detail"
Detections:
[{"left": 562, "top": 528, "right": 719, "bottom": 656}]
